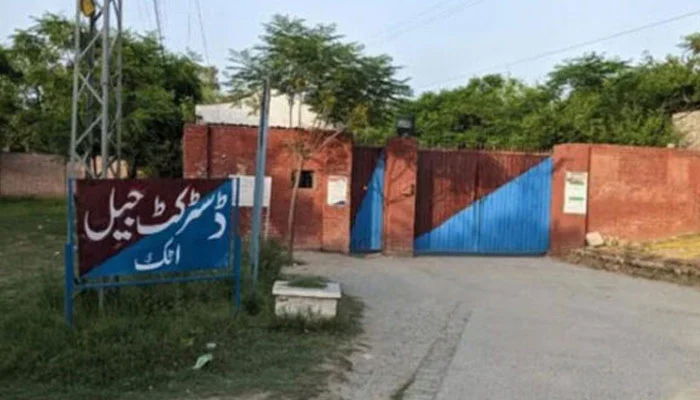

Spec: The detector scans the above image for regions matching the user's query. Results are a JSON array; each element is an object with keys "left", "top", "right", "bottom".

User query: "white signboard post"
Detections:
[
  {"left": 327, "top": 175, "right": 348, "bottom": 206},
  {"left": 231, "top": 175, "right": 271, "bottom": 207},
  {"left": 563, "top": 171, "right": 588, "bottom": 215}
]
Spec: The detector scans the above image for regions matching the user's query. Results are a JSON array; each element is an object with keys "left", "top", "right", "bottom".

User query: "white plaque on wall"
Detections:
[
  {"left": 563, "top": 172, "right": 588, "bottom": 215},
  {"left": 230, "top": 175, "right": 271, "bottom": 207},
  {"left": 327, "top": 175, "right": 348, "bottom": 206}
]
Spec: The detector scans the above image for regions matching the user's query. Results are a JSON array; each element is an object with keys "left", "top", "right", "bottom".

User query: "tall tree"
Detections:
[
  {"left": 0, "top": 13, "right": 211, "bottom": 177},
  {"left": 227, "top": 15, "right": 411, "bottom": 256},
  {"left": 410, "top": 38, "right": 700, "bottom": 151}
]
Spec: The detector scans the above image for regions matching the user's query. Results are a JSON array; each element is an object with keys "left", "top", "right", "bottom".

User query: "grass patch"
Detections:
[
  {"left": 645, "top": 234, "right": 700, "bottom": 260},
  {"left": 286, "top": 275, "right": 327, "bottom": 289},
  {"left": 0, "top": 198, "right": 362, "bottom": 400}
]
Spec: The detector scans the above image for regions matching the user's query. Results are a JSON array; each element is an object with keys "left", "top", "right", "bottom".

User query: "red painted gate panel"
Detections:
[
  {"left": 416, "top": 150, "right": 546, "bottom": 237},
  {"left": 415, "top": 150, "right": 551, "bottom": 254}
]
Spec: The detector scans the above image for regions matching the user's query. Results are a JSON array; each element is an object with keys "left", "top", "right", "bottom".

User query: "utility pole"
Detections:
[
  {"left": 250, "top": 79, "right": 271, "bottom": 287},
  {"left": 69, "top": 0, "right": 123, "bottom": 179},
  {"left": 69, "top": 0, "right": 124, "bottom": 312}
]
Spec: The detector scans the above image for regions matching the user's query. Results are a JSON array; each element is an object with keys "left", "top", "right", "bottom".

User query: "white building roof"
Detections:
[{"left": 195, "top": 93, "right": 325, "bottom": 129}]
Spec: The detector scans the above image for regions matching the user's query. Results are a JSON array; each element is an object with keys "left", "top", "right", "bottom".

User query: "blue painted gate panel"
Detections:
[
  {"left": 414, "top": 201, "right": 479, "bottom": 253},
  {"left": 351, "top": 154, "right": 385, "bottom": 252},
  {"left": 415, "top": 157, "right": 552, "bottom": 254}
]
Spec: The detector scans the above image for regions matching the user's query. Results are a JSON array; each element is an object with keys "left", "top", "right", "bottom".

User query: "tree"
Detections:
[
  {"left": 0, "top": 13, "right": 211, "bottom": 177},
  {"left": 227, "top": 15, "right": 411, "bottom": 257},
  {"left": 410, "top": 38, "right": 700, "bottom": 151},
  {"left": 547, "top": 53, "right": 629, "bottom": 94},
  {"left": 0, "top": 46, "right": 21, "bottom": 148}
]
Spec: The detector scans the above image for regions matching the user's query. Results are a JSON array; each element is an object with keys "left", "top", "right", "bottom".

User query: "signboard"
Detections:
[
  {"left": 327, "top": 175, "right": 348, "bottom": 206},
  {"left": 230, "top": 175, "right": 271, "bottom": 207},
  {"left": 75, "top": 179, "right": 232, "bottom": 278},
  {"left": 563, "top": 172, "right": 588, "bottom": 215}
]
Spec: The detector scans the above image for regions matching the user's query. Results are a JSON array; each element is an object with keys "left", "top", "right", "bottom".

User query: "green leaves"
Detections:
[
  {"left": 412, "top": 43, "right": 700, "bottom": 150},
  {"left": 227, "top": 14, "right": 411, "bottom": 131},
  {"left": 0, "top": 14, "right": 212, "bottom": 177}
]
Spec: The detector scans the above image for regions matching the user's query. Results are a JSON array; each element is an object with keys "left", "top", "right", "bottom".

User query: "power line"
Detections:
[
  {"left": 365, "top": 0, "right": 458, "bottom": 43},
  {"left": 152, "top": 0, "right": 164, "bottom": 44},
  {"left": 140, "top": 0, "right": 156, "bottom": 37},
  {"left": 194, "top": 0, "right": 210, "bottom": 63},
  {"left": 371, "top": 0, "right": 487, "bottom": 45},
  {"left": 161, "top": 0, "right": 168, "bottom": 32},
  {"left": 418, "top": 8, "right": 700, "bottom": 91},
  {"left": 186, "top": 0, "right": 192, "bottom": 48},
  {"left": 135, "top": 1, "right": 147, "bottom": 33}
]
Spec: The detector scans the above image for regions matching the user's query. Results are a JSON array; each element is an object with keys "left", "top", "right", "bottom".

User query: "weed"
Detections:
[
  {"left": 286, "top": 275, "right": 328, "bottom": 289},
  {"left": 0, "top": 199, "right": 362, "bottom": 400}
]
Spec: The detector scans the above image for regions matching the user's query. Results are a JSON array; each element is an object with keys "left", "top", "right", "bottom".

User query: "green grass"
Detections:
[
  {"left": 0, "top": 198, "right": 362, "bottom": 400},
  {"left": 286, "top": 275, "right": 328, "bottom": 289}
]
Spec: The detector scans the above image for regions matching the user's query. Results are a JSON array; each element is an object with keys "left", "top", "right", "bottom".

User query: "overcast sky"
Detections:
[{"left": 2, "top": 0, "right": 699, "bottom": 93}]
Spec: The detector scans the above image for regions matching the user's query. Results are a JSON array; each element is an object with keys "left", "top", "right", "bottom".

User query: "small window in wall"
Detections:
[{"left": 292, "top": 170, "right": 315, "bottom": 189}]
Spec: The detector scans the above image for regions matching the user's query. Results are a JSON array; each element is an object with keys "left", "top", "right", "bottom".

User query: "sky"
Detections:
[{"left": 2, "top": 0, "right": 700, "bottom": 94}]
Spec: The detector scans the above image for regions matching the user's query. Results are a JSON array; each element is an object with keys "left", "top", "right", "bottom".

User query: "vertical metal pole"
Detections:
[
  {"left": 233, "top": 178, "right": 242, "bottom": 312},
  {"left": 97, "top": 1, "right": 112, "bottom": 312},
  {"left": 250, "top": 79, "right": 270, "bottom": 287},
  {"left": 100, "top": 0, "right": 111, "bottom": 178},
  {"left": 86, "top": 17, "right": 97, "bottom": 176},
  {"left": 115, "top": 0, "right": 123, "bottom": 177},
  {"left": 64, "top": 178, "right": 75, "bottom": 328},
  {"left": 69, "top": 0, "right": 82, "bottom": 173}
]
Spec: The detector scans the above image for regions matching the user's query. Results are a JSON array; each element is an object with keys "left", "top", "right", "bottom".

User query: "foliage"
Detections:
[
  {"left": 409, "top": 36, "right": 700, "bottom": 150},
  {"left": 227, "top": 14, "right": 411, "bottom": 131},
  {"left": 0, "top": 199, "right": 361, "bottom": 400},
  {"left": 227, "top": 15, "right": 411, "bottom": 256},
  {"left": 0, "top": 14, "right": 215, "bottom": 177}
]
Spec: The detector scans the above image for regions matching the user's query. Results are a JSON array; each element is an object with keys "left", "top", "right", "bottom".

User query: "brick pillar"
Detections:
[
  {"left": 321, "top": 137, "right": 353, "bottom": 253},
  {"left": 550, "top": 144, "right": 591, "bottom": 255},
  {"left": 383, "top": 136, "right": 418, "bottom": 256},
  {"left": 182, "top": 123, "right": 210, "bottom": 178}
]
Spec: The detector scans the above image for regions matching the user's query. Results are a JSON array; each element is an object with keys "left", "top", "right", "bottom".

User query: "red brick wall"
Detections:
[
  {"left": 187, "top": 128, "right": 700, "bottom": 255},
  {"left": 383, "top": 137, "right": 418, "bottom": 255},
  {"left": 550, "top": 144, "right": 592, "bottom": 254},
  {"left": 588, "top": 145, "right": 700, "bottom": 241},
  {"left": 183, "top": 124, "right": 352, "bottom": 252},
  {"left": 551, "top": 144, "right": 700, "bottom": 253},
  {"left": 0, "top": 153, "right": 67, "bottom": 197},
  {"left": 321, "top": 139, "right": 352, "bottom": 252},
  {"left": 0, "top": 153, "right": 128, "bottom": 198}
]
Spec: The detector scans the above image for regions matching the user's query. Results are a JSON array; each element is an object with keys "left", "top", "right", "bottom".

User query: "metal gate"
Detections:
[
  {"left": 350, "top": 147, "right": 384, "bottom": 252},
  {"left": 414, "top": 150, "right": 552, "bottom": 255}
]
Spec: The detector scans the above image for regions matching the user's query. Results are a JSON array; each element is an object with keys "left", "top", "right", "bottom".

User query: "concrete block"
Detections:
[
  {"left": 586, "top": 232, "right": 605, "bottom": 247},
  {"left": 272, "top": 281, "right": 341, "bottom": 319}
]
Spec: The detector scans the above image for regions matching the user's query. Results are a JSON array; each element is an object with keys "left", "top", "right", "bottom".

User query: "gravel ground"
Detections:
[{"left": 292, "top": 252, "right": 700, "bottom": 400}]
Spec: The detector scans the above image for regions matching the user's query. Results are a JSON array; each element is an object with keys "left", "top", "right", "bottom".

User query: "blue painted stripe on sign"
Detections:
[
  {"left": 414, "top": 157, "right": 552, "bottom": 255},
  {"left": 350, "top": 154, "right": 385, "bottom": 252},
  {"left": 85, "top": 180, "right": 233, "bottom": 278}
]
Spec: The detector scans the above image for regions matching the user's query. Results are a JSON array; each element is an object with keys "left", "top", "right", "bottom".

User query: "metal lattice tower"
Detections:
[{"left": 69, "top": 0, "right": 123, "bottom": 179}]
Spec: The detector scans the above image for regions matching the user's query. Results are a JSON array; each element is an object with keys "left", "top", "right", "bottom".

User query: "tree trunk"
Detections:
[
  {"left": 298, "top": 93, "right": 303, "bottom": 127},
  {"left": 127, "top": 156, "right": 138, "bottom": 179},
  {"left": 286, "top": 156, "right": 304, "bottom": 261}
]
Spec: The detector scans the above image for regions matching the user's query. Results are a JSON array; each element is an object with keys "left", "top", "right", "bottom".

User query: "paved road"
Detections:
[{"left": 294, "top": 252, "right": 700, "bottom": 400}]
